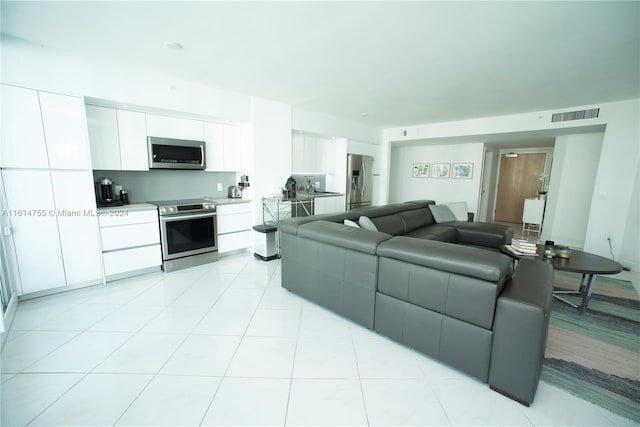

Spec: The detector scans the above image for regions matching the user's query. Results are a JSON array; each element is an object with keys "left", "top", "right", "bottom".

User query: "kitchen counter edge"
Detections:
[{"left": 97, "top": 203, "right": 157, "bottom": 212}]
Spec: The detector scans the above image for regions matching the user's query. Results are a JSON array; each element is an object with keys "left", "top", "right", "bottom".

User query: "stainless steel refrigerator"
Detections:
[{"left": 346, "top": 154, "right": 373, "bottom": 210}]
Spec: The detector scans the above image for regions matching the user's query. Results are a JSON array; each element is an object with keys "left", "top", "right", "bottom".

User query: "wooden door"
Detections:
[{"left": 494, "top": 153, "right": 546, "bottom": 223}]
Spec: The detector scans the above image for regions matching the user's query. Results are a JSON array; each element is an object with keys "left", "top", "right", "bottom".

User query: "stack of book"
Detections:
[{"left": 510, "top": 239, "right": 538, "bottom": 254}]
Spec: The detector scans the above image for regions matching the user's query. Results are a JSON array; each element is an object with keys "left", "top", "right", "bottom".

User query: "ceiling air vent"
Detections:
[{"left": 551, "top": 108, "right": 600, "bottom": 123}]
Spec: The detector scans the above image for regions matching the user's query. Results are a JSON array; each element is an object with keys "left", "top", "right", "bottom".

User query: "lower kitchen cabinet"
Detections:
[
  {"left": 2, "top": 169, "right": 102, "bottom": 295},
  {"left": 217, "top": 202, "right": 252, "bottom": 253},
  {"left": 98, "top": 207, "right": 161, "bottom": 280},
  {"left": 313, "top": 195, "right": 346, "bottom": 215}
]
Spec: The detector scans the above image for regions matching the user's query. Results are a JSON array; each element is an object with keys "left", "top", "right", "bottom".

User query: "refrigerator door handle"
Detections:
[{"left": 361, "top": 164, "right": 366, "bottom": 196}]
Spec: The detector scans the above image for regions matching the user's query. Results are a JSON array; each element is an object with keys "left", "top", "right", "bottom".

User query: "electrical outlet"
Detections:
[{"left": 217, "top": 183, "right": 223, "bottom": 191}]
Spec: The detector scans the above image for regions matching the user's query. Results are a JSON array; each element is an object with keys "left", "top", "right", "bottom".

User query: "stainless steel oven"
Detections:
[{"left": 149, "top": 199, "right": 218, "bottom": 272}]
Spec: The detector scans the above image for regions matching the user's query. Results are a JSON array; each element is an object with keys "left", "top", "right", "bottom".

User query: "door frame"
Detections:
[{"left": 490, "top": 147, "right": 555, "bottom": 223}]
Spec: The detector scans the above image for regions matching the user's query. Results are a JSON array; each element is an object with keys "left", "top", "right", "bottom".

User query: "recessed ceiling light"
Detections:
[
  {"left": 121, "top": 104, "right": 128, "bottom": 108},
  {"left": 164, "top": 41, "right": 183, "bottom": 50}
]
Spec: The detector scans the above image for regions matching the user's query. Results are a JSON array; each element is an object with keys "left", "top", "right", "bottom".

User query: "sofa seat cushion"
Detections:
[{"left": 405, "top": 225, "right": 458, "bottom": 242}]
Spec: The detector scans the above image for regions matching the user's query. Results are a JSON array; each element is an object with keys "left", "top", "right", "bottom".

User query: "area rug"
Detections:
[{"left": 541, "top": 271, "right": 640, "bottom": 422}]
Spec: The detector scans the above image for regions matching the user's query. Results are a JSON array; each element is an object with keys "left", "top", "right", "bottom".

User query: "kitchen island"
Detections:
[{"left": 261, "top": 193, "right": 345, "bottom": 224}]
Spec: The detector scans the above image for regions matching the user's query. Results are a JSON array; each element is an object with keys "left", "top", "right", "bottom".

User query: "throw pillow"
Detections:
[
  {"left": 444, "top": 202, "right": 468, "bottom": 222},
  {"left": 344, "top": 219, "right": 360, "bottom": 228},
  {"left": 428, "top": 205, "right": 457, "bottom": 223},
  {"left": 358, "top": 216, "right": 378, "bottom": 231}
]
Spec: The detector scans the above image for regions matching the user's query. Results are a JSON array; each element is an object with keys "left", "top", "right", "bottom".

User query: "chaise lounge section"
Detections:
[{"left": 278, "top": 200, "right": 553, "bottom": 406}]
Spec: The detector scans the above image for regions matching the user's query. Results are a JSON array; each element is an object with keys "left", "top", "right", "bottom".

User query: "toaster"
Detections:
[{"left": 228, "top": 186, "right": 243, "bottom": 198}]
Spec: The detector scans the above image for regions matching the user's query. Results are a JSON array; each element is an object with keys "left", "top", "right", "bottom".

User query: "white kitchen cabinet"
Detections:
[
  {"left": 145, "top": 113, "right": 204, "bottom": 141},
  {"left": 118, "top": 110, "right": 149, "bottom": 170},
  {"left": 98, "top": 207, "right": 161, "bottom": 280},
  {"left": 313, "top": 195, "right": 346, "bottom": 215},
  {"left": 203, "top": 122, "right": 247, "bottom": 172},
  {"left": 222, "top": 124, "right": 244, "bottom": 171},
  {"left": 0, "top": 84, "right": 49, "bottom": 169},
  {"left": 86, "top": 106, "right": 149, "bottom": 171},
  {"left": 86, "top": 105, "right": 121, "bottom": 170},
  {"left": 204, "top": 122, "right": 225, "bottom": 171},
  {"left": 217, "top": 202, "right": 252, "bottom": 253},
  {"left": 292, "top": 134, "right": 329, "bottom": 173},
  {"left": 1, "top": 170, "right": 66, "bottom": 294},
  {"left": 50, "top": 170, "right": 103, "bottom": 285},
  {"left": 39, "top": 92, "right": 92, "bottom": 170},
  {"left": 103, "top": 246, "right": 161, "bottom": 277}
]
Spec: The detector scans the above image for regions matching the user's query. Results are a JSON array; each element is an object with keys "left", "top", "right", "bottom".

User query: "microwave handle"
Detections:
[{"left": 200, "top": 144, "right": 205, "bottom": 168}]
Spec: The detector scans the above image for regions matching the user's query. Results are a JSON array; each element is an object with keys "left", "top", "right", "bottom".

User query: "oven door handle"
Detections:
[{"left": 161, "top": 212, "right": 217, "bottom": 222}]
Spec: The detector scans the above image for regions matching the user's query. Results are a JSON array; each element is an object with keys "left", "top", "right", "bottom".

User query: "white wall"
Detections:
[
  {"left": 619, "top": 162, "right": 640, "bottom": 271},
  {"left": 292, "top": 107, "right": 382, "bottom": 144},
  {"left": 542, "top": 133, "right": 604, "bottom": 248},
  {"left": 388, "top": 142, "right": 485, "bottom": 212},
  {"left": 251, "top": 97, "right": 292, "bottom": 225},
  {"left": 1, "top": 36, "right": 252, "bottom": 123},
  {"left": 383, "top": 99, "right": 640, "bottom": 266}
]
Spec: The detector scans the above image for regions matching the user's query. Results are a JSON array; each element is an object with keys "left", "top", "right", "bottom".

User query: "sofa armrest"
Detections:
[
  {"left": 454, "top": 222, "right": 514, "bottom": 249},
  {"left": 489, "top": 259, "right": 553, "bottom": 405}
]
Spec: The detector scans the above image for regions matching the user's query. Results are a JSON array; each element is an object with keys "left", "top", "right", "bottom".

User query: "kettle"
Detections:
[{"left": 228, "top": 186, "right": 242, "bottom": 198}]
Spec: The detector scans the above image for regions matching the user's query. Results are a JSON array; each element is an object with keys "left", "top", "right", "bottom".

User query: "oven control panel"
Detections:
[{"left": 158, "top": 202, "right": 216, "bottom": 216}]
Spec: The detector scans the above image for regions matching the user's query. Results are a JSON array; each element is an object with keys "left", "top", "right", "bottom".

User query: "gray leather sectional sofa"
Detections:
[{"left": 278, "top": 200, "right": 553, "bottom": 406}]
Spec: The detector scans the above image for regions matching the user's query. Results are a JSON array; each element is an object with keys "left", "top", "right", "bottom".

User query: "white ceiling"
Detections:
[{"left": 1, "top": 1, "right": 638, "bottom": 129}]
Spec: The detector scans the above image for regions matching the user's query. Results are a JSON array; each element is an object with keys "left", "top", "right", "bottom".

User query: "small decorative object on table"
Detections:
[
  {"left": 544, "top": 240, "right": 555, "bottom": 258},
  {"left": 555, "top": 245, "right": 572, "bottom": 259}
]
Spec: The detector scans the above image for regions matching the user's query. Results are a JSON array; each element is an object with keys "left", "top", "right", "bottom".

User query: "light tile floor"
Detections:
[{"left": 1, "top": 252, "right": 637, "bottom": 426}]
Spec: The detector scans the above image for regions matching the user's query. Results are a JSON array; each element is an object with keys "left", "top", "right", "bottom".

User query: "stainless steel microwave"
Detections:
[{"left": 147, "top": 137, "right": 206, "bottom": 170}]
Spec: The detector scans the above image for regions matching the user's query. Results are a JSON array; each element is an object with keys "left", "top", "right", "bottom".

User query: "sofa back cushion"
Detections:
[
  {"left": 428, "top": 205, "right": 457, "bottom": 223},
  {"left": 370, "top": 214, "right": 406, "bottom": 235},
  {"left": 377, "top": 237, "right": 512, "bottom": 329},
  {"left": 398, "top": 208, "right": 435, "bottom": 233}
]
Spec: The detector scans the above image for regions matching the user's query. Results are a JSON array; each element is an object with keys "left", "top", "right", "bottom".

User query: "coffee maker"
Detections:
[
  {"left": 285, "top": 177, "right": 297, "bottom": 198},
  {"left": 95, "top": 177, "right": 124, "bottom": 207}
]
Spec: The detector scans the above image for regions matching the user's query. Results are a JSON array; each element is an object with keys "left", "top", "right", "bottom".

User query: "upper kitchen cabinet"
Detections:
[
  {"left": 1, "top": 85, "right": 91, "bottom": 170},
  {"left": 39, "top": 92, "right": 92, "bottom": 169},
  {"left": 203, "top": 122, "right": 247, "bottom": 172},
  {"left": 86, "top": 105, "right": 149, "bottom": 171},
  {"left": 223, "top": 124, "right": 244, "bottom": 171},
  {"left": 292, "top": 133, "right": 335, "bottom": 174},
  {"left": 86, "top": 105, "right": 121, "bottom": 170},
  {"left": 0, "top": 85, "right": 48, "bottom": 168},
  {"left": 117, "top": 110, "right": 148, "bottom": 170},
  {"left": 203, "top": 122, "right": 224, "bottom": 171},
  {"left": 145, "top": 113, "right": 204, "bottom": 141}
]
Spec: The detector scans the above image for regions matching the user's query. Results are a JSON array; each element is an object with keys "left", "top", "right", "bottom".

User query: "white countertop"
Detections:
[
  {"left": 97, "top": 203, "right": 157, "bottom": 212},
  {"left": 205, "top": 197, "right": 252, "bottom": 206}
]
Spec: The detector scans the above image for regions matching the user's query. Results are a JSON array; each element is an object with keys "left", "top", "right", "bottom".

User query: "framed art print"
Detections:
[
  {"left": 452, "top": 163, "right": 473, "bottom": 179},
  {"left": 431, "top": 163, "right": 451, "bottom": 178},
  {"left": 412, "top": 163, "right": 430, "bottom": 178}
]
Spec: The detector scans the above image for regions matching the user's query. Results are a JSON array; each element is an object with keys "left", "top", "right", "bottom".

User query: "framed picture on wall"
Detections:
[
  {"left": 412, "top": 163, "right": 430, "bottom": 178},
  {"left": 431, "top": 163, "right": 451, "bottom": 178},
  {"left": 452, "top": 163, "right": 473, "bottom": 179}
]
